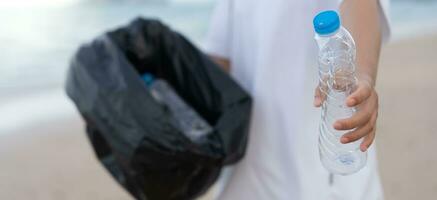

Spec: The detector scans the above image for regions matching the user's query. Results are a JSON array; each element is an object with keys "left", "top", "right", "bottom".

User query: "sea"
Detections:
[{"left": 0, "top": 0, "right": 436, "bottom": 132}]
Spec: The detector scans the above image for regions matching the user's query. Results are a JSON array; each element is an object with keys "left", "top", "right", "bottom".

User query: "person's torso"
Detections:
[{"left": 217, "top": 0, "right": 384, "bottom": 199}]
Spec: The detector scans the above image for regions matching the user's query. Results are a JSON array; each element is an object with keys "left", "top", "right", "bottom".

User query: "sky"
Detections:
[
  {"left": 0, "top": 0, "right": 213, "bottom": 8},
  {"left": 0, "top": 0, "right": 79, "bottom": 7}
]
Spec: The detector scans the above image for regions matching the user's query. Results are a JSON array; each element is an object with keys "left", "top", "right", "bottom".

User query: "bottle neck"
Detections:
[
  {"left": 317, "top": 28, "right": 340, "bottom": 38},
  {"left": 315, "top": 28, "right": 341, "bottom": 49}
]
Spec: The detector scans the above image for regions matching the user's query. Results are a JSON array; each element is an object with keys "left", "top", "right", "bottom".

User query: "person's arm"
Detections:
[
  {"left": 314, "top": 0, "right": 383, "bottom": 152},
  {"left": 210, "top": 55, "right": 231, "bottom": 73},
  {"left": 341, "top": 0, "right": 382, "bottom": 85}
]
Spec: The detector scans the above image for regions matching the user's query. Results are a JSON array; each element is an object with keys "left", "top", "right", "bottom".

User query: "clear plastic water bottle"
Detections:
[
  {"left": 142, "top": 73, "right": 213, "bottom": 142},
  {"left": 313, "top": 10, "right": 366, "bottom": 175}
]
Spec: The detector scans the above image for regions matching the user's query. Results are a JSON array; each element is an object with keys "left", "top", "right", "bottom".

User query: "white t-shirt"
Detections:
[{"left": 204, "top": 0, "right": 390, "bottom": 200}]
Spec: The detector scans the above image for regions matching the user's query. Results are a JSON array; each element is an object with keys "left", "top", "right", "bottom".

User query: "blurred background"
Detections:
[{"left": 0, "top": 0, "right": 436, "bottom": 199}]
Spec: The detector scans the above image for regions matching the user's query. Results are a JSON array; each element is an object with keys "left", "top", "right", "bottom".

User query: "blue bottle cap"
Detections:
[
  {"left": 313, "top": 10, "right": 340, "bottom": 35},
  {"left": 142, "top": 73, "right": 155, "bottom": 86}
]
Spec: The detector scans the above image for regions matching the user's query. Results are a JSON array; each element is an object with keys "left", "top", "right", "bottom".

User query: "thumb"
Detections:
[{"left": 347, "top": 81, "right": 372, "bottom": 107}]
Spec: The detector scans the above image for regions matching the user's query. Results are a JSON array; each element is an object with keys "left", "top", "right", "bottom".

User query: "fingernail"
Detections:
[
  {"left": 347, "top": 98, "right": 356, "bottom": 107},
  {"left": 340, "top": 137, "right": 349, "bottom": 144},
  {"left": 333, "top": 122, "right": 342, "bottom": 130},
  {"left": 360, "top": 145, "right": 368, "bottom": 152}
]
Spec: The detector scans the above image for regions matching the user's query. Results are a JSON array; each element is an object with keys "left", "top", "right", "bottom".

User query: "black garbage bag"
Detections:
[{"left": 65, "top": 18, "right": 252, "bottom": 200}]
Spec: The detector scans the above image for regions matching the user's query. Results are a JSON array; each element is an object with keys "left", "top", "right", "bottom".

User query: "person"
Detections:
[{"left": 204, "top": 0, "right": 390, "bottom": 199}]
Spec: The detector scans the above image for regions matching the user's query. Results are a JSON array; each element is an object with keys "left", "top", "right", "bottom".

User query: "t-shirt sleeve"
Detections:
[
  {"left": 338, "top": 0, "right": 391, "bottom": 43},
  {"left": 203, "top": 0, "right": 232, "bottom": 59}
]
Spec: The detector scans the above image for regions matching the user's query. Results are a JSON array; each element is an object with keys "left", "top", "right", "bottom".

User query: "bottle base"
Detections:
[{"left": 319, "top": 150, "right": 367, "bottom": 175}]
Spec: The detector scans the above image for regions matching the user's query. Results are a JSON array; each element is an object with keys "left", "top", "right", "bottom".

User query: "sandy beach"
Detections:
[
  {"left": 376, "top": 34, "right": 437, "bottom": 200},
  {"left": 0, "top": 34, "right": 436, "bottom": 200}
]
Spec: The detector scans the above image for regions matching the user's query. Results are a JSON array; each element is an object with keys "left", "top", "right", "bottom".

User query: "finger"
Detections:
[
  {"left": 334, "top": 107, "right": 373, "bottom": 130},
  {"left": 340, "top": 112, "right": 377, "bottom": 144},
  {"left": 340, "top": 122, "right": 372, "bottom": 144},
  {"left": 347, "top": 81, "right": 372, "bottom": 107},
  {"left": 360, "top": 127, "right": 376, "bottom": 152},
  {"left": 314, "top": 87, "right": 322, "bottom": 107},
  {"left": 314, "top": 86, "right": 326, "bottom": 107}
]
